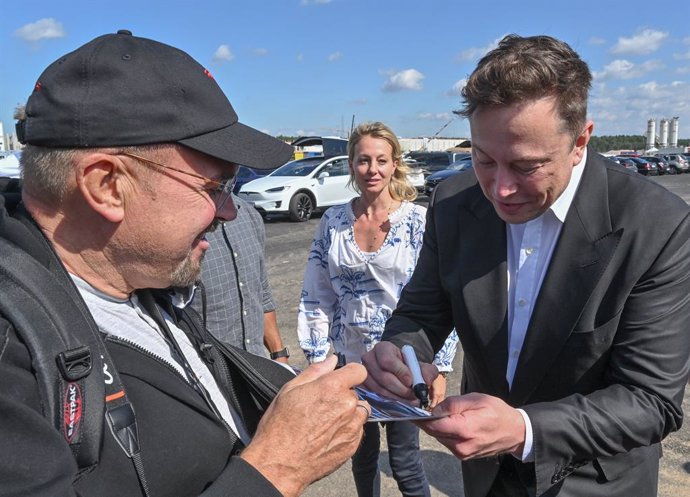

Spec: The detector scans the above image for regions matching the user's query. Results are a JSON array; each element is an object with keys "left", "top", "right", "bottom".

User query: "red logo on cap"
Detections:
[
  {"left": 34, "top": 82, "right": 43, "bottom": 92},
  {"left": 204, "top": 69, "right": 214, "bottom": 80}
]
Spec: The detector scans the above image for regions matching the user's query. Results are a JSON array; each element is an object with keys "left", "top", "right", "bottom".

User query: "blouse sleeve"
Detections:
[
  {"left": 297, "top": 213, "right": 338, "bottom": 363},
  {"left": 432, "top": 329, "right": 459, "bottom": 372}
]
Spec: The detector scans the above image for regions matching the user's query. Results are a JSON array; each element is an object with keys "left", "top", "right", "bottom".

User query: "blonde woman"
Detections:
[{"left": 298, "top": 122, "right": 459, "bottom": 497}]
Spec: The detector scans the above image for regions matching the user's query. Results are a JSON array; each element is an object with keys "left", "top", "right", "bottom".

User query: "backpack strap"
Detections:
[
  {"left": 0, "top": 236, "right": 151, "bottom": 495},
  {"left": 0, "top": 236, "right": 105, "bottom": 470}
]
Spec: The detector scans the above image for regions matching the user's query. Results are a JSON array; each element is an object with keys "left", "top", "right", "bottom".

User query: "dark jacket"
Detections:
[
  {"left": 0, "top": 191, "right": 293, "bottom": 497},
  {"left": 383, "top": 151, "right": 690, "bottom": 496}
]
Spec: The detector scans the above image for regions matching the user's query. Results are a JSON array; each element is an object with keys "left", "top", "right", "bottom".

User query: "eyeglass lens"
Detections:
[{"left": 213, "top": 176, "right": 237, "bottom": 211}]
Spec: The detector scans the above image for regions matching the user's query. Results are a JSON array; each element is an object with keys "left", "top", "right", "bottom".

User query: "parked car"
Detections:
[
  {"left": 610, "top": 156, "right": 639, "bottom": 173},
  {"left": 232, "top": 166, "right": 276, "bottom": 194},
  {"left": 659, "top": 154, "right": 690, "bottom": 174},
  {"left": 0, "top": 151, "right": 21, "bottom": 178},
  {"left": 617, "top": 156, "right": 657, "bottom": 176},
  {"left": 405, "top": 152, "right": 452, "bottom": 175},
  {"left": 424, "top": 159, "right": 473, "bottom": 196},
  {"left": 403, "top": 162, "right": 426, "bottom": 193},
  {"left": 238, "top": 155, "right": 356, "bottom": 221},
  {"left": 641, "top": 156, "right": 671, "bottom": 175}
]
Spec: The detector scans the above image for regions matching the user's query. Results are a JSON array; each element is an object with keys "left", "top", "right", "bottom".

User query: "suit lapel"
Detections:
[
  {"left": 459, "top": 188, "right": 510, "bottom": 397},
  {"left": 509, "top": 152, "right": 622, "bottom": 405}
]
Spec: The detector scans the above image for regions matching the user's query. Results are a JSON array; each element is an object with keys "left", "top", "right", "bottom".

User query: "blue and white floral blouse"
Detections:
[{"left": 297, "top": 199, "right": 459, "bottom": 371}]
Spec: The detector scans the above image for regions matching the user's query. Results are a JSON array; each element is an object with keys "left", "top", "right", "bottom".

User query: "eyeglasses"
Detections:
[{"left": 119, "top": 152, "right": 237, "bottom": 211}]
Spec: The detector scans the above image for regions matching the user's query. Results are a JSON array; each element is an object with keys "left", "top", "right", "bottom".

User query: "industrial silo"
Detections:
[
  {"left": 659, "top": 119, "right": 669, "bottom": 148},
  {"left": 670, "top": 117, "right": 679, "bottom": 148},
  {"left": 646, "top": 119, "right": 656, "bottom": 150}
]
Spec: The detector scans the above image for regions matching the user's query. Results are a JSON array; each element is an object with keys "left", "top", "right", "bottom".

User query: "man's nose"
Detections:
[
  {"left": 493, "top": 165, "right": 518, "bottom": 198},
  {"left": 217, "top": 195, "right": 238, "bottom": 222}
]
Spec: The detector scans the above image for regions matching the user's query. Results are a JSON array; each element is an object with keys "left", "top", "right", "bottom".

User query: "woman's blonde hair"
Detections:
[{"left": 347, "top": 122, "right": 417, "bottom": 201}]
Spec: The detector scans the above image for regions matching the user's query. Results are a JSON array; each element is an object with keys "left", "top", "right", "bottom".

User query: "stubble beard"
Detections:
[
  {"left": 169, "top": 251, "right": 204, "bottom": 288},
  {"left": 169, "top": 219, "right": 219, "bottom": 288}
]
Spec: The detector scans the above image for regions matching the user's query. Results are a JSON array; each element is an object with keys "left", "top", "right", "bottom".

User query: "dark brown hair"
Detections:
[{"left": 459, "top": 34, "right": 592, "bottom": 141}]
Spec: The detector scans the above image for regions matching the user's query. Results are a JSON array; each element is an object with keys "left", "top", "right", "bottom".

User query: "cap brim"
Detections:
[{"left": 178, "top": 121, "right": 293, "bottom": 170}]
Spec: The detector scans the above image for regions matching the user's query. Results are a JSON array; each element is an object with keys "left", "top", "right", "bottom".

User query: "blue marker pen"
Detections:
[{"left": 401, "top": 345, "right": 429, "bottom": 409}]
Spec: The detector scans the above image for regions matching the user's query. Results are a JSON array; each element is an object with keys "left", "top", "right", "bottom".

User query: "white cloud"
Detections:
[
  {"left": 300, "top": 0, "right": 332, "bottom": 5},
  {"left": 456, "top": 36, "right": 506, "bottom": 62},
  {"left": 611, "top": 29, "right": 668, "bottom": 55},
  {"left": 348, "top": 97, "right": 368, "bottom": 105},
  {"left": 589, "top": 80, "right": 690, "bottom": 135},
  {"left": 296, "top": 53, "right": 304, "bottom": 62},
  {"left": 213, "top": 44, "right": 234, "bottom": 62},
  {"left": 327, "top": 51, "right": 342, "bottom": 62},
  {"left": 253, "top": 48, "right": 268, "bottom": 57},
  {"left": 594, "top": 60, "right": 634, "bottom": 79},
  {"left": 446, "top": 78, "right": 467, "bottom": 97},
  {"left": 593, "top": 59, "right": 663, "bottom": 80},
  {"left": 588, "top": 36, "right": 606, "bottom": 45},
  {"left": 15, "top": 18, "right": 65, "bottom": 41},
  {"left": 382, "top": 69, "right": 425, "bottom": 92},
  {"left": 417, "top": 112, "right": 454, "bottom": 121},
  {"left": 674, "top": 48, "right": 690, "bottom": 61}
]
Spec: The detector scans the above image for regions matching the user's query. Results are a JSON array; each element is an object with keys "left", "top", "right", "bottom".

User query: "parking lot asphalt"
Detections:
[{"left": 262, "top": 173, "right": 690, "bottom": 497}]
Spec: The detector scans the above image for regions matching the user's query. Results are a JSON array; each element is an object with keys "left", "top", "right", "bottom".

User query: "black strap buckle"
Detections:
[{"left": 56, "top": 346, "right": 92, "bottom": 381}]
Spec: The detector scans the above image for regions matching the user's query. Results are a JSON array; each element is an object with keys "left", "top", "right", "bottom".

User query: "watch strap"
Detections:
[{"left": 270, "top": 346, "right": 290, "bottom": 360}]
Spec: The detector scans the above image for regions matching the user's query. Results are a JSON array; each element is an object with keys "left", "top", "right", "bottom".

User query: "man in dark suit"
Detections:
[{"left": 362, "top": 34, "right": 690, "bottom": 496}]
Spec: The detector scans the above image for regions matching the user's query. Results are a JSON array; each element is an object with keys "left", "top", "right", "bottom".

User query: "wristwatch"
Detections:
[{"left": 270, "top": 346, "right": 290, "bottom": 360}]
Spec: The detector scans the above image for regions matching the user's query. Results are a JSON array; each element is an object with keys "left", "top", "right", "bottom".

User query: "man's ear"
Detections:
[
  {"left": 75, "top": 153, "right": 126, "bottom": 223},
  {"left": 575, "top": 120, "right": 594, "bottom": 152}
]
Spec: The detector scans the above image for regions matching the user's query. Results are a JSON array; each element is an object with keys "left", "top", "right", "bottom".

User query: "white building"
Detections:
[
  {"left": 0, "top": 121, "right": 6, "bottom": 152},
  {"left": 399, "top": 137, "right": 469, "bottom": 152},
  {"left": 0, "top": 120, "right": 24, "bottom": 153}
]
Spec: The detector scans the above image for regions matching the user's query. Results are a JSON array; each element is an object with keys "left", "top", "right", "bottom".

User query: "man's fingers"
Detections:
[
  {"left": 355, "top": 401, "right": 371, "bottom": 421},
  {"left": 330, "top": 362, "right": 368, "bottom": 389},
  {"left": 286, "top": 356, "right": 368, "bottom": 396},
  {"left": 421, "top": 363, "right": 439, "bottom": 385},
  {"left": 431, "top": 393, "right": 484, "bottom": 417},
  {"left": 291, "top": 355, "right": 337, "bottom": 384},
  {"left": 362, "top": 342, "right": 419, "bottom": 399}
]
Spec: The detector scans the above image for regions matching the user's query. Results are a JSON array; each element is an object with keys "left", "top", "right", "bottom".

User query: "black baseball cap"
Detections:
[{"left": 17, "top": 30, "right": 292, "bottom": 170}]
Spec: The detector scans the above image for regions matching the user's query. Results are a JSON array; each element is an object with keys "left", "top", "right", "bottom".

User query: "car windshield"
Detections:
[
  {"left": 449, "top": 160, "right": 472, "bottom": 171},
  {"left": 236, "top": 166, "right": 254, "bottom": 179},
  {"left": 270, "top": 158, "right": 325, "bottom": 177}
]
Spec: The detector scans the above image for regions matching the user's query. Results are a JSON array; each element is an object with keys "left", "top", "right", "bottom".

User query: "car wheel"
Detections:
[{"left": 289, "top": 192, "right": 314, "bottom": 222}]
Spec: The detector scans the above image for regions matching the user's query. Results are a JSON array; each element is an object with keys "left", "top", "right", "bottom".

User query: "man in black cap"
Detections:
[{"left": 0, "top": 31, "right": 369, "bottom": 497}]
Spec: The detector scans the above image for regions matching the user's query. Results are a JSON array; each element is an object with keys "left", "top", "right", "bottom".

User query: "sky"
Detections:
[{"left": 1, "top": 0, "right": 690, "bottom": 141}]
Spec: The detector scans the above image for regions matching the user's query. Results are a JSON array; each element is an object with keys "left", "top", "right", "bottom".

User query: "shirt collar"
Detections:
[
  {"left": 170, "top": 285, "right": 197, "bottom": 308},
  {"left": 549, "top": 148, "right": 587, "bottom": 223}
]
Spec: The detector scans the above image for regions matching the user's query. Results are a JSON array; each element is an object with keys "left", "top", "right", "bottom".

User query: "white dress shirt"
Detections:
[{"left": 508, "top": 149, "right": 587, "bottom": 461}]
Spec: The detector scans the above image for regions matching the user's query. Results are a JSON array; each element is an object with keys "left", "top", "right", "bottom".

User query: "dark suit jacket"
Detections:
[{"left": 383, "top": 150, "right": 690, "bottom": 496}]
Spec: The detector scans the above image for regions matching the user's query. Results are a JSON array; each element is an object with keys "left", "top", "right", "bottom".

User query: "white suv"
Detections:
[
  {"left": 238, "top": 156, "right": 357, "bottom": 221},
  {"left": 667, "top": 154, "right": 689, "bottom": 174}
]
